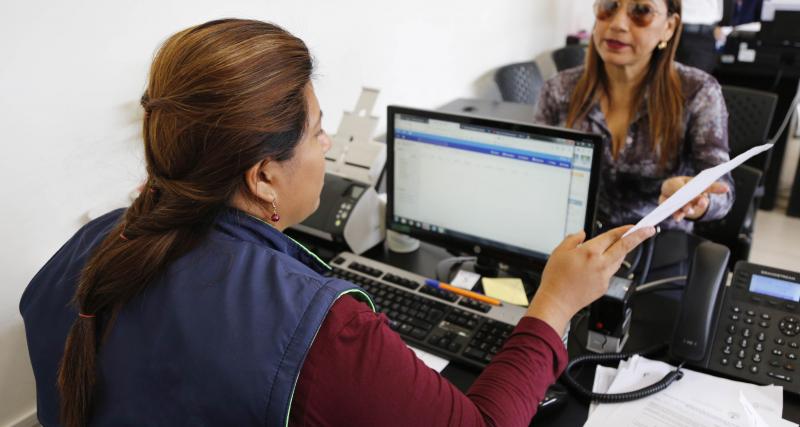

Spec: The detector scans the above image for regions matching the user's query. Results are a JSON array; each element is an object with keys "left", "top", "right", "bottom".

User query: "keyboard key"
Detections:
[
  {"left": 419, "top": 285, "right": 459, "bottom": 302},
  {"left": 407, "top": 318, "right": 433, "bottom": 331},
  {"left": 463, "top": 347, "right": 487, "bottom": 361},
  {"left": 410, "top": 327, "right": 428, "bottom": 340},
  {"left": 458, "top": 298, "right": 492, "bottom": 313},
  {"left": 447, "top": 341, "right": 462, "bottom": 353}
]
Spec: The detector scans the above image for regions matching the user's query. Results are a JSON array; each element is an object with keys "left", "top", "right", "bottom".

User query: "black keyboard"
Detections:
[{"left": 327, "top": 252, "right": 527, "bottom": 369}]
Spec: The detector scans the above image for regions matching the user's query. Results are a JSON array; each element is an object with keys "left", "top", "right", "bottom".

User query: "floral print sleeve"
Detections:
[{"left": 683, "top": 76, "right": 735, "bottom": 222}]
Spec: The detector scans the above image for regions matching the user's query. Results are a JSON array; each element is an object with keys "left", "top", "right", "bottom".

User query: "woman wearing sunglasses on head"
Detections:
[
  {"left": 20, "top": 18, "right": 656, "bottom": 427},
  {"left": 535, "top": 0, "right": 734, "bottom": 232}
]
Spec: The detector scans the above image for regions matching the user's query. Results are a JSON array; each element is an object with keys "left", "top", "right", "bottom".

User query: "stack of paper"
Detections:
[{"left": 585, "top": 355, "right": 797, "bottom": 427}]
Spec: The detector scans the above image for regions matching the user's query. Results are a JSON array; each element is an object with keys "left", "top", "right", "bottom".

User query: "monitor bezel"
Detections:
[{"left": 386, "top": 105, "right": 603, "bottom": 269}]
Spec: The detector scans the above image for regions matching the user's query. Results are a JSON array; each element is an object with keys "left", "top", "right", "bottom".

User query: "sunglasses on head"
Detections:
[{"left": 594, "top": 0, "right": 663, "bottom": 27}]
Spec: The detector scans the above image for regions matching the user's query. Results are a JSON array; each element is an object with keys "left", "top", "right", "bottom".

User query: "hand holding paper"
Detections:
[
  {"left": 659, "top": 176, "right": 729, "bottom": 221},
  {"left": 623, "top": 143, "right": 774, "bottom": 238}
]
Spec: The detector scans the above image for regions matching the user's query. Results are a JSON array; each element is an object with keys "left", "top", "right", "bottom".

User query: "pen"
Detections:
[{"left": 424, "top": 279, "right": 502, "bottom": 306}]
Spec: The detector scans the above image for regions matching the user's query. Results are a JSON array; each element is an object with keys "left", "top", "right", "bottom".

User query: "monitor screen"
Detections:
[{"left": 386, "top": 106, "right": 602, "bottom": 267}]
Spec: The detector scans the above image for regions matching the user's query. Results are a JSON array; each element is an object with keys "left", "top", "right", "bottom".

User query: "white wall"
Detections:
[{"left": 0, "top": 0, "right": 568, "bottom": 424}]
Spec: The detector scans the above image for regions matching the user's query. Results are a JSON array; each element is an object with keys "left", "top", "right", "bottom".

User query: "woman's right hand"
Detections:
[{"left": 526, "top": 225, "right": 656, "bottom": 335}]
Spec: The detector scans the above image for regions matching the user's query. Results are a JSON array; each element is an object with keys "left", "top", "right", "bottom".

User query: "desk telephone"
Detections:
[
  {"left": 568, "top": 241, "right": 800, "bottom": 401},
  {"left": 675, "top": 249, "right": 800, "bottom": 394}
]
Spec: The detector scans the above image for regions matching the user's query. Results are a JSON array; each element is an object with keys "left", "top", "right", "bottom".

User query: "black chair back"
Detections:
[
  {"left": 493, "top": 61, "right": 544, "bottom": 106},
  {"left": 722, "top": 85, "right": 778, "bottom": 175},
  {"left": 694, "top": 165, "right": 763, "bottom": 270},
  {"left": 552, "top": 45, "right": 586, "bottom": 72}
]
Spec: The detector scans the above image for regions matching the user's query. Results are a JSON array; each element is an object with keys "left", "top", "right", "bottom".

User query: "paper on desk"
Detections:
[
  {"left": 589, "top": 365, "right": 617, "bottom": 416},
  {"left": 482, "top": 277, "right": 529, "bottom": 306},
  {"left": 450, "top": 270, "right": 481, "bottom": 290},
  {"left": 739, "top": 390, "right": 797, "bottom": 427},
  {"left": 584, "top": 355, "right": 793, "bottom": 427},
  {"left": 408, "top": 345, "right": 449, "bottom": 373},
  {"left": 623, "top": 143, "right": 774, "bottom": 238}
]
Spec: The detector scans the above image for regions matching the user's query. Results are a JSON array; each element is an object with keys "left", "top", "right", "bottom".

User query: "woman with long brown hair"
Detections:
[
  {"left": 21, "top": 19, "right": 654, "bottom": 426},
  {"left": 535, "top": 0, "right": 734, "bottom": 232}
]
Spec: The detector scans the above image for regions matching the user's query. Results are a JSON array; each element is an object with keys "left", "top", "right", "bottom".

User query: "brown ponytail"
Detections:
[
  {"left": 566, "top": 0, "right": 684, "bottom": 168},
  {"left": 57, "top": 19, "right": 313, "bottom": 427}
]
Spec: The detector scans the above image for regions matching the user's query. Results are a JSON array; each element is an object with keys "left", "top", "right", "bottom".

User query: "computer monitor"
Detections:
[{"left": 386, "top": 106, "right": 602, "bottom": 271}]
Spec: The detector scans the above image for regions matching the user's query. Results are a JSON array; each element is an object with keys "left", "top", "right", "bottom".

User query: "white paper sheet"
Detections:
[
  {"left": 450, "top": 270, "right": 481, "bottom": 290},
  {"left": 584, "top": 355, "right": 795, "bottom": 427},
  {"left": 589, "top": 365, "right": 618, "bottom": 416},
  {"left": 623, "top": 143, "right": 774, "bottom": 238},
  {"left": 408, "top": 345, "right": 449, "bottom": 373}
]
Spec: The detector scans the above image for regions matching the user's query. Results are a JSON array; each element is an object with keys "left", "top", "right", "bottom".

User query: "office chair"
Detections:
[
  {"left": 551, "top": 45, "right": 586, "bottom": 72},
  {"left": 493, "top": 61, "right": 544, "bottom": 106},
  {"left": 695, "top": 86, "right": 777, "bottom": 268},
  {"left": 721, "top": 85, "right": 778, "bottom": 191},
  {"left": 694, "top": 165, "right": 763, "bottom": 270}
]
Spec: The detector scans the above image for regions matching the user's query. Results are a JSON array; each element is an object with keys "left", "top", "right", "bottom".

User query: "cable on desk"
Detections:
[
  {"left": 562, "top": 343, "right": 685, "bottom": 403},
  {"left": 620, "top": 244, "right": 643, "bottom": 278},
  {"left": 635, "top": 237, "right": 656, "bottom": 287},
  {"left": 634, "top": 275, "right": 688, "bottom": 295}
]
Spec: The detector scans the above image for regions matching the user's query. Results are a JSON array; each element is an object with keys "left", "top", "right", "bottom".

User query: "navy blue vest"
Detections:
[{"left": 20, "top": 208, "right": 372, "bottom": 426}]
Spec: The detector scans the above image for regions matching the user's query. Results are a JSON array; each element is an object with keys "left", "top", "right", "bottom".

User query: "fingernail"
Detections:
[{"left": 687, "top": 208, "right": 694, "bottom": 215}]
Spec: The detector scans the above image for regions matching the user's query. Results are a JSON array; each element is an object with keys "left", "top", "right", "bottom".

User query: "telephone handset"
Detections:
[
  {"left": 670, "top": 241, "right": 730, "bottom": 363},
  {"left": 566, "top": 241, "right": 800, "bottom": 401}
]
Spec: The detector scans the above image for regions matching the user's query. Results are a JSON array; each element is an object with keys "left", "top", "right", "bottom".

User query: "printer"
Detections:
[{"left": 291, "top": 88, "right": 387, "bottom": 254}]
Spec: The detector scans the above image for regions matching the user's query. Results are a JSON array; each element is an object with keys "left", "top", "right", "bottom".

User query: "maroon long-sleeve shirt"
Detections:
[{"left": 289, "top": 295, "right": 568, "bottom": 426}]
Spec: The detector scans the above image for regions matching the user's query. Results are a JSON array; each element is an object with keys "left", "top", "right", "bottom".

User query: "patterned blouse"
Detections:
[{"left": 533, "top": 63, "right": 734, "bottom": 232}]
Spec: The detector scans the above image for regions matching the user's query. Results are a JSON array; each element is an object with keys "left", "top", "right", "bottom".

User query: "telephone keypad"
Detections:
[{"left": 710, "top": 263, "right": 800, "bottom": 395}]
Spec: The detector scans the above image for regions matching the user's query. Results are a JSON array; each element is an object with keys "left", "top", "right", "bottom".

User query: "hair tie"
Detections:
[
  {"left": 78, "top": 313, "right": 96, "bottom": 319},
  {"left": 140, "top": 93, "right": 152, "bottom": 113}
]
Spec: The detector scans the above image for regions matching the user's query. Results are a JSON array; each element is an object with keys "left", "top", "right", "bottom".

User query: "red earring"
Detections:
[{"left": 270, "top": 200, "right": 280, "bottom": 222}]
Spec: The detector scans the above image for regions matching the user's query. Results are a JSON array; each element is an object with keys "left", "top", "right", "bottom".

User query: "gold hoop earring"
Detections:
[{"left": 658, "top": 40, "right": 668, "bottom": 50}]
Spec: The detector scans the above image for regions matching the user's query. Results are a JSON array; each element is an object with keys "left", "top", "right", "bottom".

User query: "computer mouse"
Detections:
[{"left": 538, "top": 383, "right": 568, "bottom": 413}]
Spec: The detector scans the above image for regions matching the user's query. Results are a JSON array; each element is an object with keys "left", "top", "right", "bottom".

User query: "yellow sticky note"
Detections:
[{"left": 482, "top": 278, "right": 529, "bottom": 306}]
